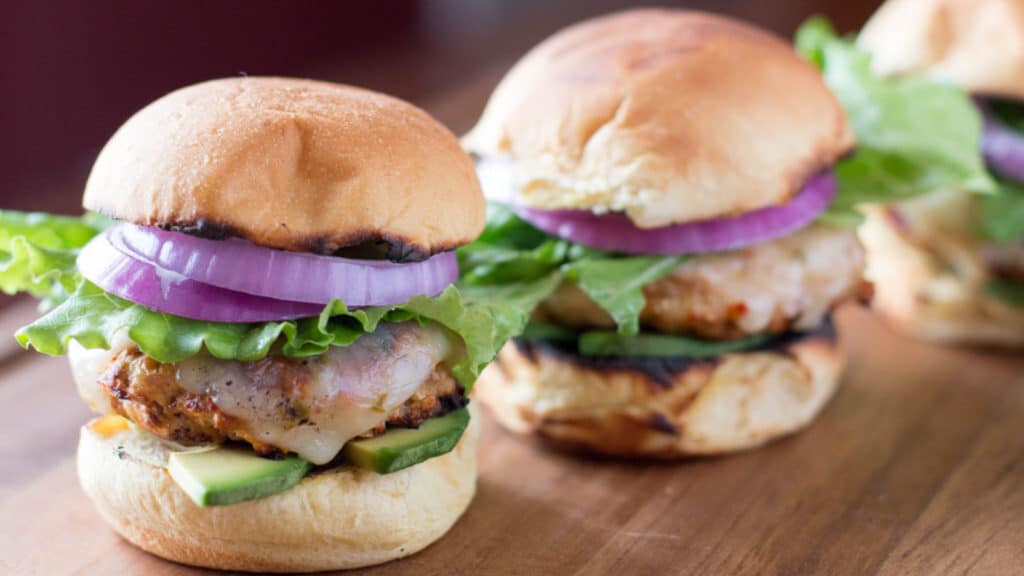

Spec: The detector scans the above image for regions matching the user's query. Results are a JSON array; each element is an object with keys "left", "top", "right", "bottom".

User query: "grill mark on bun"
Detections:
[
  {"left": 159, "top": 218, "right": 240, "bottom": 241},
  {"left": 647, "top": 413, "right": 680, "bottom": 435},
  {"left": 318, "top": 233, "right": 462, "bottom": 263},
  {"left": 82, "top": 78, "right": 485, "bottom": 264},
  {"left": 144, "top": 216, "right": 458, "bottom": 262}
]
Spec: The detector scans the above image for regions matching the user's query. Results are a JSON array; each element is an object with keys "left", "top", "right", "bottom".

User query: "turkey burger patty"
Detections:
[
  {"left": 537, "top": 224, "right": 866, "bottom": 340},
  {"left": 70, "top": 322, "right": 467, "bottom": 464}
]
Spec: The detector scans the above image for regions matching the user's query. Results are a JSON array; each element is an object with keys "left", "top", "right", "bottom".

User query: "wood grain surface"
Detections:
[
  {"left": 1, "top": 302, "right": 1022, "bottom": 575},
  {"left": 4, "top": 3, "right": 1023, "bottom": 573}
]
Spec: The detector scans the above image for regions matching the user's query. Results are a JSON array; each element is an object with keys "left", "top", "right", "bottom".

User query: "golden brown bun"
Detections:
[
  {"left": 860, "top": 199, "right": 1024, "bottom": 347},
  {"left": 84, "top": 77, "right": 484, "bottom": 255},
  {"left": 463, "top": 9, "right": 854, "bottom": 228},
  {"left": 859, "top": 0, "right": 1024, "bottom": 99},
  {"left": 76, "top": 404, "right": 480, "bottom": 573},
  {"left": 475, "top": 333, "right": 842, "bottom": 457}
]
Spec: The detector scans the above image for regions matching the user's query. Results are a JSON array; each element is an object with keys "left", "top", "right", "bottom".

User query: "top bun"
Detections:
[
  {"left": 859, "top": 0, "right": 1024, "bottom": 100},
  {"left": 84, "top": 77, "right": 484, "bottom": 257},
  {"left": 463, "top": 9, "right": 853, "bottom": 228}
]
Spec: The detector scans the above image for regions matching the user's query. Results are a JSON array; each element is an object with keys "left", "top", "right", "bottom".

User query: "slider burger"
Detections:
[
  {"left": 855, "top": 0, "right": 1024, "bottom": 346},
  {"left": 0, "top": 77, "right": 512, "bottom": 572},
  {"left": 460, "top": 9, "right": 860, "bottom": 457},
  {"left": 458, "top": 9, "right": 990, "bottom": 457}
]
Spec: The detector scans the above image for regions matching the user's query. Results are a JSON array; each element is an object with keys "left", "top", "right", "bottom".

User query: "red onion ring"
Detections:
[
  {"left": 77, "top": 232, "right": 324, "bottom": 322},
  {"left": 513, "top": 172, "right": 836, "bottom": 255},
  {"left": 979, "top": 103, "right": 1024, "bottom": 183},
  {"left": 107, "top": 224, "right": 458, "bottom": 306}
]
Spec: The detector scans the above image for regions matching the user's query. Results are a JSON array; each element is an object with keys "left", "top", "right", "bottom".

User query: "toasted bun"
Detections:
[
  {"left": 475, "top": 333, "right": 841, "bottom": 457},
  {"left": 859, "top": 0, "right": 1024, "bottom": 99},
  {"left": 860, "top": 202, "right": 1024, "bottom": 347},
  {"left": 84, "top": 77, "right": 484, "bottom": 256},
  {"left": 463, "top": 9, "right": 854, "bottom": 227},
  {"left": 76, "top": 404, "right": 480, "bottom": 572}
]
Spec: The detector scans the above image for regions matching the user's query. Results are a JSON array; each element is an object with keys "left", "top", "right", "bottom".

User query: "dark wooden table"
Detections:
[
  {"left": 7, "top": 3, "right": 1024, "bottom": 574},
  {"left": 2, "top": 300, "right": 1023, "bottom": 575}
]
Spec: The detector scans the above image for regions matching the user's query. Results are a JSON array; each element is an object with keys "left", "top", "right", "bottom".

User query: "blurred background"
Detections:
[{"left": 0, "top": 0, "right": 881, "bottom": 214}]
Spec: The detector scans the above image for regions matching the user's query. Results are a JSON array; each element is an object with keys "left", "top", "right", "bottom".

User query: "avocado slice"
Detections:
[
  {"left": 168, "top": 447, "right": 311, "bottom": 507},
  {"left": 986, "top": 278, "right": 1024, "bottom": 308},
  {"left": 521, "top": 321, "right": 579, "bottom": 344},
  {"left": 578, "top": 331, "right": 774, "bottom": 358},
  {"left": 522, "top": 322, "right": 776, "bottom": 358},
  {"left": 166, "top": 409, "right": 470, "bottom": 505},
  {"left": 343, "top": 408, "right": 470, "bottom": 474}
]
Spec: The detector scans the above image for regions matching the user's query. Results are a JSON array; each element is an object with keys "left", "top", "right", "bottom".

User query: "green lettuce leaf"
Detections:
[
  {"left": 459, "top": 204, "right": 608, "bottom": 284},
  {"left": 796, "top": 17, "right": 996, "bottom": 221},
  {"left": 988, "top": 100, "right": 1024, "bottom": 134},
  {"left": 986, "top": 278, "right": 1024, "bottom": 308},
  {"left": 0, "top": 210, "right": 106, "bottom": 305},
  {"left": 457, "top": 204, "right": 683, "bottom": 334},
  {"left": 0, "top": 210, "right": 103, "bottom": 248},
  {"left": 980, "top": 176, "right": 1024, "bottom": 243},
  {"left": 17, "top": 279, "right": 521, "bottom": 388},
  {"left": 980, "top": 101, "right": 1024, "bottom": 242},
  {"left": 456, "top": 273, "right": 565, "bottom": 355},
  {"left": 563, "top": 257, "right": 681, "bottom": 335}
]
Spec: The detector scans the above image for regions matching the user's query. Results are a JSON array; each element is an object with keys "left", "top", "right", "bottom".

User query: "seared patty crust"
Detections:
[
  {"left": 983, "top": 240, "right": 1024, "bottom": 283},
  {"left": 536, "top": 224, "right": 867, "bottom": 340},
  {"left": 96, "top": 346, "right": 465, "bottom": 456}
]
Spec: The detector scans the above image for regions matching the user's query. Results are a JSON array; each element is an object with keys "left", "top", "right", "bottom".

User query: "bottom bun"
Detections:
[
  {"left": 76, "top": 403, "right": 480, "bottom": 573},
  {"left": 475, "top": 329, "right": 842, "bottom": 457},
  {"left": 860, "top": 205, "right": 1024, "bottom": 348}
]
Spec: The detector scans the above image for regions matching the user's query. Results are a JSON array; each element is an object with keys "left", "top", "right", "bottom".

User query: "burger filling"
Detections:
[
  {"left": 3, "top": 207, "right": 523, "bottom": 507},
  {"left": 536, "top": 224, "right": 866, "bottom": 340},
  {"left": 458, "top": 199, "right": 868, "bottom": 363},
  {"left": 879, "top": 188, "right": 1024, "bottom": 311},
  {"left": 73, "top": 322, "right": 465, "bottom": 465}
]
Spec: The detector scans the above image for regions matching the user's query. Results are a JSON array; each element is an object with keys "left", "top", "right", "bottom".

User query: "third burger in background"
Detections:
[
  {"left": 857, "top": 0, "right": 1024, "bottom": 347},
  {"left": 458, "top": 8, "right": 993, "bottom": 457}
]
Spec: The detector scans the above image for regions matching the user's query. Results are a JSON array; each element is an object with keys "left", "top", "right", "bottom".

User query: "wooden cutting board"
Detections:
[
  {"left": 1, "top": 18, "right": 1020, "bottom": 569},
  {"left": 1, "top": 301, "right": 1022, "bottom": 576}
]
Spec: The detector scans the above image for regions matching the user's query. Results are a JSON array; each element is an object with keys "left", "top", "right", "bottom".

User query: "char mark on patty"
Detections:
[{"left": 97, "top": 347, "right": 466, "bottom": 456}]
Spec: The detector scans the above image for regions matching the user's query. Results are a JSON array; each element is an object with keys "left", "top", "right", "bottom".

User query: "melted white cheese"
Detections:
[
  {"left": 174, "top": 322, "right": 452, "bottom": 464},
  {"left": 70, "top": 322, "right": 454, "bottom": 465},
  {"left": 69, "top": 334, "right": 131, "bottom": 414}
]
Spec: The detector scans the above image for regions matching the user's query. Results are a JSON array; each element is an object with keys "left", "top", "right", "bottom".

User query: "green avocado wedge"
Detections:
[
  {"left": 167, "top": 447, "right": 311, "bottom": 507},
  {"left": 986, "top": 278, "right": 1024, "bottom": 308},
  {"left": 578, "top": 331, "right": 775, "bottom": 358},
  {"left": 166, "top": 409, "right": 471, "bottom": 506},
  {"left": 518, "top": 322, "right": 776, "bottom": 359},
  {"left": 343, "top": 408, "right": 470, "bottom": 474}
]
